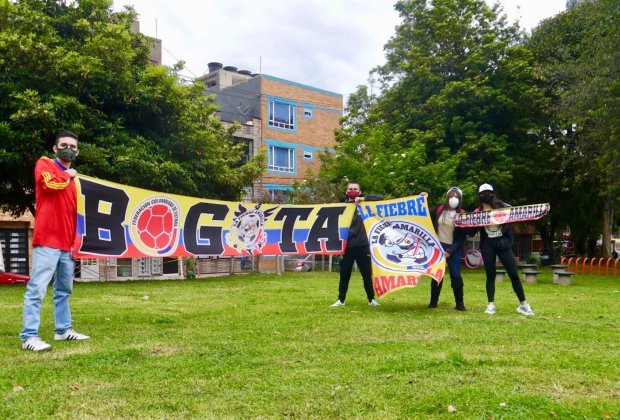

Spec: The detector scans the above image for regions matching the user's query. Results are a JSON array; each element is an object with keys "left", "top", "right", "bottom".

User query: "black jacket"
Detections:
[{"left": 346, "top": 194, "right": 383, "bottom": 248}]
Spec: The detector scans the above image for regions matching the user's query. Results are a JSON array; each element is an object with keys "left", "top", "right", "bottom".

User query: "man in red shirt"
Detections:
[{"left": 20, "top": 131, "right": 90, "bottom": 351}]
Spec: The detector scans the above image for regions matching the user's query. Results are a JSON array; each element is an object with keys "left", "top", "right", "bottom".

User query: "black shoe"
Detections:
[
  {"left": 455, "top": 303, "right": 466, "bottom": 311},
  {"left": 428, "top": 302, "right": 438, "bottom": 308}
]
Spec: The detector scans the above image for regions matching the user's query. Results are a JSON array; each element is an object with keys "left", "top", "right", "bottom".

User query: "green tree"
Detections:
[
  {"left": 288, "top": 167, "right": 344, "bottom": 205},
  {"left": 0, "top": 0, "right": 263, "bottom": 215},
  {"left": 321, "top": 0, "right": 546, "bottom": 210},
  {"left": 528, "top": 0, "right": 620, "bottom": 257}
]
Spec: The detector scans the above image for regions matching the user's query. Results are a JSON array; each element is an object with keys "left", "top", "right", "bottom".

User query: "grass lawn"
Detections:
[{"left": 1, "top": 268, "right": 618, "bottom": 418}]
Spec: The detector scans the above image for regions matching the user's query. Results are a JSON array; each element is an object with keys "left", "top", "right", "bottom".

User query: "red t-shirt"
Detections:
[{"left": 32, "top": 157, "right": 77, "bottom": 251}]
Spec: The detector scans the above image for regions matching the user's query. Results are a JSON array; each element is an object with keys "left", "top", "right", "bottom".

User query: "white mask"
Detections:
[{"left": 448, "top": 197, "right": 460, "bottom": 209}]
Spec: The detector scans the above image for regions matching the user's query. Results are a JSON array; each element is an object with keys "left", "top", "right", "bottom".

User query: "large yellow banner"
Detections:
[
  {"left": 360, "top": 195, "right": 446, "bottom": 298},
  {"left": 73, "top": 176, "right": 356, "bottom": 259}
]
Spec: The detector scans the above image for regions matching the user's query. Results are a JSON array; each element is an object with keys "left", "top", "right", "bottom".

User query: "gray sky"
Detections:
[{"left": 112, "top": 0, "right": 567, "bottom": 100}]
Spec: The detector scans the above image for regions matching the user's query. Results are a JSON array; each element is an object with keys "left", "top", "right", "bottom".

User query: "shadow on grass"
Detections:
[{"left": 374, "top": 302, "right": 431, "bottom": 313}]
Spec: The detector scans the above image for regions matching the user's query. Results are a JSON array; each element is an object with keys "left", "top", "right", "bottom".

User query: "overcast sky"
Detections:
[{"left": 112, "top": 0, "right": 568, "bottom": 100}]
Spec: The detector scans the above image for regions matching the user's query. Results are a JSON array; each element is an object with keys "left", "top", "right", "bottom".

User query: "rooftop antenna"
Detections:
[
  {"left": 155, "top": 18, "right": 158, "bottom": 38},
  {"left": 259, "top": 56, "right": 262, "bottom": 74}
]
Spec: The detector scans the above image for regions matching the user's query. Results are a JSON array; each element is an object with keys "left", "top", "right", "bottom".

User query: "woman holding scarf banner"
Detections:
[
  {"left": 476, "top": 184, "right": 534, "bottom": 316},
  {"left": 331, "top": 181, "right": 383, "bottom": 307},
  {"left": 429, "top": 187, "right": 467, "bottom": 311}
]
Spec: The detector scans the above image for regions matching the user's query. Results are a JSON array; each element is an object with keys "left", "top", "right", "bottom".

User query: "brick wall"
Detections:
[{"left": 260, "top": 77, "right": 343, "bottom": 188}]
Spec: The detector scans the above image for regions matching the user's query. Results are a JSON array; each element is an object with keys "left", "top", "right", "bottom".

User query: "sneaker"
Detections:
[
  {"left": 484, "top": 303, "right": 496, "bottom": 315},
  {"left": 368, "top": 299, "right": 381, "bottom": 307},
  {"left": 427, "top": 302, "right": 438, "bottom": 309},
  {"left": 330, "top": 300, "right": 345, "bottom": 307},
  {"left": 517, "top": 304, "right": 535, "bottom": 317},
  {"left": 54, "top": 329, "right": 90, "bottom": 341},
  {"left": 22, "top": 337, "right": 52, "bottom": 352},
  {"left": 455, "top": 303, "right": 466, "bottom": 311}
]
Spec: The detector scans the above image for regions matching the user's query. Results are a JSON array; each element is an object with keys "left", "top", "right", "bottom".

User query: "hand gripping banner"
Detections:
[
  {"left": 454, "top": 203, "right": 550, "bottom": 228},
  {"left": 359, "top": 195, "right": 446, "bottom": 298},
  {"left": 73, "top": 176, "right": 355, "bottom": 258}
]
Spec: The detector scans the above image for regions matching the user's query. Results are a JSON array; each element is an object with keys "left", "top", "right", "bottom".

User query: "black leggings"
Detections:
[
  {"left": 481, "top": 238, "right": 526, "bottom": 303},
  {"left": 337, "top": 246, "right": 375, "bottom": 302}
]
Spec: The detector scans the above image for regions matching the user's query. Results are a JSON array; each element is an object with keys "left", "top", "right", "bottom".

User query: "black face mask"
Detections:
[
  {"left": 480, "top": 195, "right": 494, "bottom": 204},
  {"left": 56, "top": 147, "right": 77, "bottom": 163}
]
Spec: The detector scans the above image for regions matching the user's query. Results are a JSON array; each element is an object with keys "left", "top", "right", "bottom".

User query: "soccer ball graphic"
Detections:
[{"left": 135, "top": 204, "right": 176, "bottom": 251}]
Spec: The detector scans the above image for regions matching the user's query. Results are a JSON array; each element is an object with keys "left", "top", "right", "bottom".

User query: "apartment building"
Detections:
[{"left": 197, "top": 62, "right": 343, "bottom": 201}]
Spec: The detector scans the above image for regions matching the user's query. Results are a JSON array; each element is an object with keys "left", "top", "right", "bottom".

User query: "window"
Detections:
[
  {"left": 78, "top": 258, "right": 100, "bottom": 280},
  {"left": 269, "top": 189, "right": 290, "bottom": 203},
  {"left": 117, "top": 258, "right": 133, "bottom": 277},
  {"left": 0, "top": 229, "right": 29, "bottom": 274},
  {"left": 268, "top": 100, "right": 295, "bottom": 130},
  {"left": 233, "top": 137, "right": 253, "bottom": 165},
  {"left": 163, "top": 257, "right": 179, "bottom": 275},
  {"left": 303, "top": 107, "right": 313, "bottom": 119},
  {"left": 268, "top": 146, "right": 295, "bottom": 173},
  {"left": 137, "top": 258, "right": 162, "bottom": 277}
]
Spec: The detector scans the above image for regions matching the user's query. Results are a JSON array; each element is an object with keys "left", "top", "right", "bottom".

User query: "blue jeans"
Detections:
[
  {"left": 430, "top": 243, "right": 464, "bottom": 305},
  {"left": 443, "top": 243, "right": 463, "bottom": 288},
  {"left": 20, "top": 246, "right": 75, "bottom": 341}
]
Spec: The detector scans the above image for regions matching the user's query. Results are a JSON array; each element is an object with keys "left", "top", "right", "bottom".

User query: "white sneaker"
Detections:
[
  {"left": 517, "top": 304, "right": 535, "bottom": 317},
  {"left": 22, "top": 337, "right": 52, "bottom": 352},
  {"left": 54, "top": 329, "right": 90, "bottom": 341},
  {"left": 368, "top": 299, "right": 381, "bottom": 307},
  {"left": 484, "top": 303, "right": 496, "bottom": 315},
  {"left": 330, "top": 300, "right": 345, "bottom": 307}
]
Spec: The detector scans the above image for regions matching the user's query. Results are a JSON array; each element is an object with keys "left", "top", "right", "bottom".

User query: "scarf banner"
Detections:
[
  {"left": 73, "top": 176, "right": 355, "bottom": 258},
  {"left": 454, "top": 203, "right": 550, "bottom": 228},
  {"left": 360, "top": 195, "right": 445, "bottom": 298}
]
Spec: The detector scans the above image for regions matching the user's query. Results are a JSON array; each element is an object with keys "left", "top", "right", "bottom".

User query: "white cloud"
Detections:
[{"left": 113, "top": 0, "right": 566, "bottom": 101}]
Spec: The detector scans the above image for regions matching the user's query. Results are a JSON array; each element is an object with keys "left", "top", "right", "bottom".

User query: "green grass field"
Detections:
[{"left": 1, "top": 269, "right": 618, "bottom": 418}]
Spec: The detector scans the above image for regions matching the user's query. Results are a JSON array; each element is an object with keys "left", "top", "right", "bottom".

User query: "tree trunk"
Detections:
[
  {"left": 601, "top": 192, "right": 613, "bottom": 258},
  {"left": 541, "top": 228, "right": 554, "bottom": 263},
  {"left": 535, "top": 219, "right": 558, "bottom": 264}
]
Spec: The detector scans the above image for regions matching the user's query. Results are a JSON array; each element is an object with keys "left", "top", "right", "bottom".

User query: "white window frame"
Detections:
[
  {"left": 268, "top": 145, "right": 295, "bottom": 173},
  {"left": 268, "top": 100, "right": 295, "bottom": 130}
]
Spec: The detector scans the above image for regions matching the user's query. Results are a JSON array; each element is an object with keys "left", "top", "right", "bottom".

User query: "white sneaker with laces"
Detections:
[
  {"left": 368, "top": 299, "right": 381, "bottom": 307},
  {"left": 54, "top": 329, "right": 90, "bottom": 341},
  {"left": 22, "top": 337, "right": 52, "bottom": 352},
  {"left": 484, "top": 303, "right": 496, "bottom": 315},
  {"left": 517, "top": 304, "right": 535, "bottom": 317},
  {"left": 330, "top": 300, "right": 345, "bottom": 307}
]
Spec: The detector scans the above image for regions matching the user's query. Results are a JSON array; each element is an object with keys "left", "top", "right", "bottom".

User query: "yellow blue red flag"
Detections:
[
  {"left": 72, "top": 176, "right": 355, "bottom": 259},
  {"left": 359, "top": 195, "right": 446, "bottom": 298}
]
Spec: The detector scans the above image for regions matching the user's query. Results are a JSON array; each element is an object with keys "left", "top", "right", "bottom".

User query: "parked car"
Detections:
[
  {"left": 0, "top": 271, "right": 30, "bottom": 285},
  {"left": 283, "top": 255, "right": 314, "bottom": 272}
]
